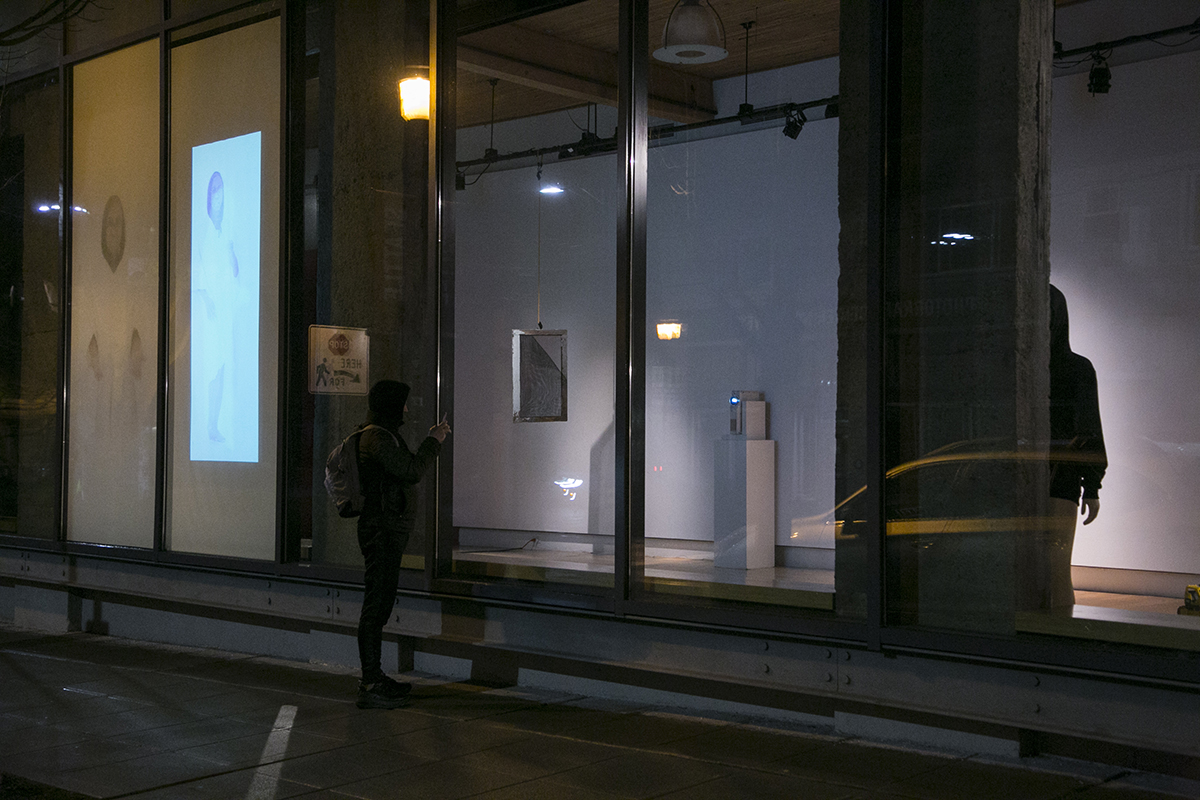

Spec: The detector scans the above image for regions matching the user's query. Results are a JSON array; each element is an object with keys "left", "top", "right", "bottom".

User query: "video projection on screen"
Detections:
[{"left": 189, "top": 132, "right": 261, "bottom": 462}]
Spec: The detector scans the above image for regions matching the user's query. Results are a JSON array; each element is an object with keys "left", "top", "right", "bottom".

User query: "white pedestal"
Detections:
[{"left": 713, "top": 437, "right": 776, "bottom": 570}]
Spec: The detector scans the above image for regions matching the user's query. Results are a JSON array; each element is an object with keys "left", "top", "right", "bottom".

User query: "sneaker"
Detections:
[{"left": 357, "top": 680, "right": 410, "bottom": 709}]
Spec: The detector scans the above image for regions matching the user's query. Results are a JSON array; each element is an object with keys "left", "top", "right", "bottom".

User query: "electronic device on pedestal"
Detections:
[{"left": 714, "top": 390, "right": 776, "bottom": 570}]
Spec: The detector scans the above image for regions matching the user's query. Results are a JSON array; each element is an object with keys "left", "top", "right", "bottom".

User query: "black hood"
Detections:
[
  {"left": 1050, "top": 283, "right": 1071, "bottom": 358},
  {"left": 367, "top": 380, "right": 410, "bottom": 427}
]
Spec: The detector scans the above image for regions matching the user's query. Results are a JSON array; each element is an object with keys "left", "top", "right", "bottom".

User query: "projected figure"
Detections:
[
  {"left": 189, "top": 131, "right": 260, "bottom": 463},
  {"left": 195, "top": 171, "right": 240, "bottom": 443},
  {"left": 1043, "top": 284, "right": 1108, "bottom": 608}
]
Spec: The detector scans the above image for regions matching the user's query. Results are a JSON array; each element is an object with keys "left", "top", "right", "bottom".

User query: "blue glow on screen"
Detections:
[{"left": 190, "top": 132, "right": 261, "bottom": 463}]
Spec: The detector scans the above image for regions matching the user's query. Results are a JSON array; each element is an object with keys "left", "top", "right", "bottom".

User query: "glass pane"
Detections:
[
  {"left": 67, "top": 41, "right": 159, "bottom": 548},
  {"left": 639, "top": 4, "right": 845, "bottom": 614},
  {"left": 166, "top": 18, "right": 280, "bottom": 560},
  {"left": 450, "top": 3, "right": 619, "bottom": 590},
  {"left": 0, "top": 1, "right": 62, "bottom": 76},
  {"left": 876, "top": 2, "right": 1200, "bottom": 649},
  {"left": 0, "top": 72, "right": 61, "bottom": 540},
  {"left": 1033, "top": 5, "right": 1200, "bottom": 648},
  {"left": 66, "top": 0, "right": 159, "bottom": 54},
  {"left": 301, "top": 0, "right": 438, "bottom": 570},
  {"left": 880, "top": 3, "right": 1054, "bottom": 635}
]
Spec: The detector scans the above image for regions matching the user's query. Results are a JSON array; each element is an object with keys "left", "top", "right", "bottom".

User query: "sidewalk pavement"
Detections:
[{"left": 0, "top": 622, "right": 1196, "bottom": 800}]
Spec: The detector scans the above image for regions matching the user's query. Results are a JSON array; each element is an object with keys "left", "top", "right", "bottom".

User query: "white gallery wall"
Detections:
[
  {"left": 454, "top": 57, "right": 841, "bottom": 548},
  {"left": 1050, "top": 46, "right": 1200, "bottom": 574},
  {"left": 454, "top": 15, "right": 1200, "bottom": 580}
]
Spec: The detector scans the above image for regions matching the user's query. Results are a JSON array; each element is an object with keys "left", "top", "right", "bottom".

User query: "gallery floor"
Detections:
[{"left": 452, "top": 547, "right": 1200, "bottom": 649}]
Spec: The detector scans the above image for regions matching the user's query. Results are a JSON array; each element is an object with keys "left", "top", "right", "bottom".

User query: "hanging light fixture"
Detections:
[
  {"left": 398, "top": 66, "right": 430, "bottom": 120},
  {"left": 653, "top": 0, "right": 727, "bottom": 65}
]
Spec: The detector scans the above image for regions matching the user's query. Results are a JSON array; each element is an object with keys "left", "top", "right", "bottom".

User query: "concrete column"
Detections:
[
  {"left": 836, "top": 1, "right": 1054, "bottom": 631},
  {"left": 314, "top": 0, "right": 433, "bottom": 564}
]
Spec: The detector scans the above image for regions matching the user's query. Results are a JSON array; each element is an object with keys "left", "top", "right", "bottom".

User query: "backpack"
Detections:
[{"left": 324, "top": 425, "right": 398, "bottom": 518}]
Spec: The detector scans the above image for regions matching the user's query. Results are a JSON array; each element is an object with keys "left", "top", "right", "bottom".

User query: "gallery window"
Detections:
[
  {"left": 67, "top": 40, "right": 160, "bottom": 549},
  {"left": 869, "top": 1, "right": 1200, "bottom": 657},
  {"left": 637, "top": 2, "right": 846, "bottom": 618},
  {"left": 0, "top": 70, "right": 61, "bottom": 542},
  {"left": 448, "top": 3, "right": 620, "bottom": 594},
  {"left": 165, "top": 17, "right": 281, "bottom": 561}
]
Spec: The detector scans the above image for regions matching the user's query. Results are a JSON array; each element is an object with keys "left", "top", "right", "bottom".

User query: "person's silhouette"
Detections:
[{"left": 1044, "top": 284, "right": 1108, "bottom": 607}]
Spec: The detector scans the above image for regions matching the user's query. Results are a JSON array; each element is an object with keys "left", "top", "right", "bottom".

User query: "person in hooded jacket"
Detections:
[
  {"left": 1044, "top": 284, "right": 1107, "bottom": 608},
  {"left": 355, "top": 380, "right": 449, "bottom": 709}
]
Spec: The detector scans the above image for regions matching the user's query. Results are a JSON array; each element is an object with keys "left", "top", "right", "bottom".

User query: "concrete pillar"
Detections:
[
  {"left": 313, "top": 0, "right": 433, "bottom": 565},
  {"left": 836, "top": 1, "right": 1053, "bottom": 631}
]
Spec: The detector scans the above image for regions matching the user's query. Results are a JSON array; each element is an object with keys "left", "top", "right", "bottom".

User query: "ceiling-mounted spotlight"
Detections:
[
  {"left": 1087, "top": 53, "right": 1111, "bottom": 95},
  {"left": 782, "top": 109, "right": 806, "bottom": 140},
  {"left": 653, "top": 0, "right": 727, "bottom": 65}
]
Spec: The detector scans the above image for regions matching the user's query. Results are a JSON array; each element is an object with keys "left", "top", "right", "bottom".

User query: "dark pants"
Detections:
[{"left": 357, "top": 525, "right": 408, "bottom": 683}]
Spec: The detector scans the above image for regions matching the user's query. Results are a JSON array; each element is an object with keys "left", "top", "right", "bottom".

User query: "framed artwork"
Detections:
[{"left": 512, "top": 329, "right": 567, "bottom": 422}]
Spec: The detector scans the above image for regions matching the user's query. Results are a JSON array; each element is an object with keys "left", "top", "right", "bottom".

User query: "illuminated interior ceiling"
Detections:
[{"left": 455, "top": 0, "right": 1094, "bottom": 129}]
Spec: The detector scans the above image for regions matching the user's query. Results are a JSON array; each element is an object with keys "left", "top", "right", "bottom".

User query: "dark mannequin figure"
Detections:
[{"left": 1044, "top": 284, "right": 1107, "bottom": 608}]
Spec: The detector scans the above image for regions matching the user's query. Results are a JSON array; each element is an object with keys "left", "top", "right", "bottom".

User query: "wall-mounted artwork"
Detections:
[{"left": 513, "top": 329, "right": 567, "bottom": 422}]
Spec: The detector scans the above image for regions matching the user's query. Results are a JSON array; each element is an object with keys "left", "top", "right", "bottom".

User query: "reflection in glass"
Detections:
[
  {"left": 878, "top": 3, "right": 1200, "bottom": 649},
  {"left": 0, "top": 71, "right": 61, "bottom": 540}
]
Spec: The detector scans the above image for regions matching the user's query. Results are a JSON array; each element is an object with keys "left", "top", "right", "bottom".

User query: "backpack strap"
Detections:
[{"left": 354, "top": 424, "right": 400, "bottom": 448}]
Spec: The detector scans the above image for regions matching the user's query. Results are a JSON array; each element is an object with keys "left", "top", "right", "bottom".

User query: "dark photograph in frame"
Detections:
[{"left": 512, "top": 329, "right": 567, "bottom": 422}]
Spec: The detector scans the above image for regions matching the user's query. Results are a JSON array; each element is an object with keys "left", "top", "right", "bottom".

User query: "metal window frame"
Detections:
[{"left": 2, "top": 0, "right": 1198, "bottom": 690}]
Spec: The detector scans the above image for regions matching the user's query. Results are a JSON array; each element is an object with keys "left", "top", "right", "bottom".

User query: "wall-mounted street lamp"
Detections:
[{"left": 399, "top": 67, "right": 430, "bottom": 120}]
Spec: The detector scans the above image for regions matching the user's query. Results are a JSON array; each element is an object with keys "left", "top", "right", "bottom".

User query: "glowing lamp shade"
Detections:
[
  {"left": 399, "top": 76, "right": 430, "bottom": 120},
  {"left": 656, "top": 322, "right": 682, "bottom": 340},
  {"left": 653, "top": 0, "right": 727, "bottom": 65}
]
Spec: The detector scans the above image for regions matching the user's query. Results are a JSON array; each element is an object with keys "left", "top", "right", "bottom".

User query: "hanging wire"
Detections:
[
  {"left": 741, "top": 20, "right": 755, "bottom": 110},
  {"left": 1143, "top": 26, "right": 1200, "bottom": 48},
  {"left": 536, "top": 157, "right": 543, "bottom": 329},
  {"left": 457, "top": 160, "right": 493, "bottom": 187},
  {"left": 488, "top": 78, "right": 499, "bottom": 154},
  {"left": 566, "top": 108, "right": 589, "bottom": 132}
]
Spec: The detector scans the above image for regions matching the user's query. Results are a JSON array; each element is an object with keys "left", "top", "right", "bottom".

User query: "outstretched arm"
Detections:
[{"left": 360, "top": 426, "right": 441, "bottom": 484}]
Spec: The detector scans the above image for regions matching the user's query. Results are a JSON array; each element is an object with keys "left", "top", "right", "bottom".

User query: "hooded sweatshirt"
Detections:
[
  {"left": 1049, "top": 284, "right": 1107, "bottom": 502},
  {"left": 356, "top": 383, "right": 441, "bottom": 533}
]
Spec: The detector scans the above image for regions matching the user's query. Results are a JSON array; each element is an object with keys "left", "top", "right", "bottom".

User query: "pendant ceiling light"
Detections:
[{"left": 653, "top": 0, "right": 727, "bottom": 65}]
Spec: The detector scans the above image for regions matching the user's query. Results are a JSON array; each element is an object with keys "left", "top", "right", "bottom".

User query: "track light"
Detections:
[
  {"left": 1087, "top": 53, "right": 1111, "bottom": 95},
  {"left": 782, "top": 109, "right": 806, "bottom": 140}
]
